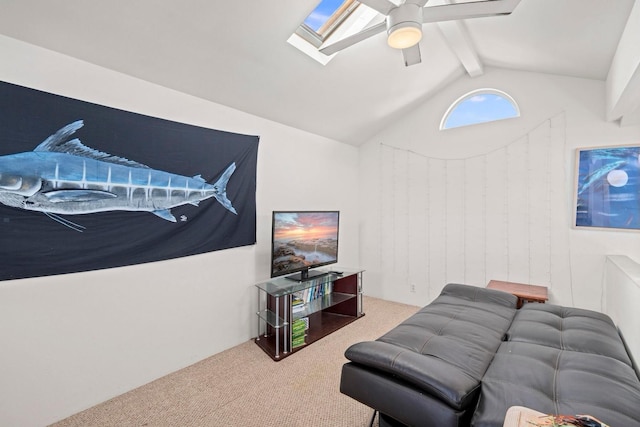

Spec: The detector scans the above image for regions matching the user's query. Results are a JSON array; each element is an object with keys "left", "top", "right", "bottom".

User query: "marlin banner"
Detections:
[{"left": 0, "top": 81, "right": 258, "bottom": 281}]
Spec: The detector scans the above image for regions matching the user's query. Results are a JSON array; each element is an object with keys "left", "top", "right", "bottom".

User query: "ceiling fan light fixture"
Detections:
[
  {"left": 386, "top": 3, "right": 423, "bottom": 50},
  {"left": 387, "top": 22, "right": 422, "bottom": 49}
]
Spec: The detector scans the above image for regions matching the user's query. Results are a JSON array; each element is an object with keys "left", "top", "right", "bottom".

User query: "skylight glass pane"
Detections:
[
  {"left": 302, "top": 0, "right": 358, "bottom": 39},
  {"left": 304, "top": 0, "right": 347, "bottom": 32},
  {"left": 289, "top": 0, "right": 376, "bottom": 64},
  {"left": 442, "top": 91, "right": 519, "bottom": 130}
]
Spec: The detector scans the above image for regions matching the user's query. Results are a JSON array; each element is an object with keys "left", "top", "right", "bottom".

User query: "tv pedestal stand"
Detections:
[
  {"left": 254, "top": 268, "right": 364, "bottom": 361},
  {"left": 284, "top": 268, "right": 329, "bottom": 282}
]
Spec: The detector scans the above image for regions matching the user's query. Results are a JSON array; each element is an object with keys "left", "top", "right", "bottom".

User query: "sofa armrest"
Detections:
[{"left": 345, "top": 340, "right": 481, "bottom": 410}]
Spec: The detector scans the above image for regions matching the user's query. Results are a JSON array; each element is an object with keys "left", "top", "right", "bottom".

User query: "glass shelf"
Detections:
[
  {"left": 255, "top": 267, "right": 362, "bottom": 297},
  {"left": 292, "top": 292, "right": 355, "bottom": 320},
  {"left": 256, "top": 309, "right": 287, "bottom": 329}
]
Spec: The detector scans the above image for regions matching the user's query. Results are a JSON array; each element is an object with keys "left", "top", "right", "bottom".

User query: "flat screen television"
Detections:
[{"left": 270, "top": 210, "right": 340, "bottom": 281}]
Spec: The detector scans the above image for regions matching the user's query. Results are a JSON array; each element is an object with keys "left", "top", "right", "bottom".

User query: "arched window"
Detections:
[{"left": 440, "top": 89, "right": 520, "bottom": 130}]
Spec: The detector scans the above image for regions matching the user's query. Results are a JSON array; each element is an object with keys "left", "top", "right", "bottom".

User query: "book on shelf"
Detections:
[
  {"left": 292, "top": 317, "right": 308, "bottom": 331},
  {"left": 291, "top": 337, "right": 306, "bottom": 348},
  {"left": 294, "top": 282, "right": 333, "bottom": 304},
  {"left": 292, "top": 325, "right": 306, "bottom": 335},
  {"left": 292, "top": 296, "right": 306, "bottom": 313},
  {"left": 291, "top": 317, "right": 308, "bottom": 348}
]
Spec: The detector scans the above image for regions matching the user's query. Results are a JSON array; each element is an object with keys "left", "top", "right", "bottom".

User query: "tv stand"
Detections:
[
  {"left": 284, "top": 269, "right": 329, "bottom": 282},
  {"left": 254, "top": 268, "right": 364, "bottom": 361}
]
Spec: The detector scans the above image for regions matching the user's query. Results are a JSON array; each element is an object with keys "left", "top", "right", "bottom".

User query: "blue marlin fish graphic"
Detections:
[{"left": 0, "top": 120, "right": 237, "bottom": 231}]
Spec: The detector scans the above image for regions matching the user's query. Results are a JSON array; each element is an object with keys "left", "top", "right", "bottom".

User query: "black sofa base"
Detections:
[
  {"left": 341, "top": 363, "right": 472, "bottom": 427},
  {"left": 379, "top": 413, "right": 413, "bottom": 427}
]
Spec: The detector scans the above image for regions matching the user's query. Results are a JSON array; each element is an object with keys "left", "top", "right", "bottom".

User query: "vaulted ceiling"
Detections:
[{"left": 0, "top": 0, "right": 637, "bottom": 145}]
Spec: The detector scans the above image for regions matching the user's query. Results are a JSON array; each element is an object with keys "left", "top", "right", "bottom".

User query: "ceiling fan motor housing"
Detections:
[{"left": 387, "top": 3, "right": 424, "bottom": 49}]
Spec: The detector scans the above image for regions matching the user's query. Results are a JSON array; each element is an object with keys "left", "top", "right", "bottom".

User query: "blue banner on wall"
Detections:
[{"left": 0, "top": 81, "right": 258, "bottom": 281}]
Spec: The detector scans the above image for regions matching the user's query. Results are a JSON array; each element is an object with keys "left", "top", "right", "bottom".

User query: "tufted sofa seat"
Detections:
[
  {"left": 340, "top": 283, "right": 640, "bottom": 427},
  {"left": 503, "top": 304, "right": 634, "bottom": 364},
  {"left": 473, "top": 304, "right": 640, "bottom": 427}
]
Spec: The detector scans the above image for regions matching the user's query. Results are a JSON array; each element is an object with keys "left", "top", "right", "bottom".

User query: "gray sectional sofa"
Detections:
[{"left": 339, "top": 283, "right": 640, "bottom": 427}]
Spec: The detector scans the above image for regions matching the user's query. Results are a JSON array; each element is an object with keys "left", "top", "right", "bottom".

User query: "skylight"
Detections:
[
  {"left": 288, "top": 0, "right": 380, "bottom": 65},
  {"left": 440, "top": 89, "right": 520, "bottom": 130},
  {"left": 298, "top": 0, "right": 361, "bottom": 47}
]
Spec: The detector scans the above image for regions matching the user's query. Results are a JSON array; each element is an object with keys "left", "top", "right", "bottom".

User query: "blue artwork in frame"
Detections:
[{"left": 575, "top": 145, "right": 640, "bottom": 230}]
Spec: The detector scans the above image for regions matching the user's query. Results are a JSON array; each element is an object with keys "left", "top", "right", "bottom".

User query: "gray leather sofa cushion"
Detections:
[
  {"left": 344, "top": 283, "right": 517, "bottom": 410},
  {"left": 473, "top": 341, "right": 640, "bottom": 427},
  {"left": 507, "top": 303, "right": 634, "bottom": 366},
  {"left": 344, "top": 340, "right": 481, "bottom": 409}
]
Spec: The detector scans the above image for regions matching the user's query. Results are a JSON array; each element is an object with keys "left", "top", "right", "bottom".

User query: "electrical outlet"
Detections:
[{"left": 410, "top": 283, "right": 416, "bottom": 293}]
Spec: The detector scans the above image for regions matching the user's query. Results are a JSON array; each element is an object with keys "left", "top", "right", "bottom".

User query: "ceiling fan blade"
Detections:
[
  {"left": 319, "top": 21, "right": 387, "bottom": 55},
  {"left": 422, "top": 0, "right": 522, "bottom": 24},
  {"left": 402, "top": 44, "right": 422, "bottom": 67},
  {"left": 358, "top": 0, "right": 398, "bottom": 16},
  {"left": 404, "top": 0, "right": 430, "bottom": 7}
]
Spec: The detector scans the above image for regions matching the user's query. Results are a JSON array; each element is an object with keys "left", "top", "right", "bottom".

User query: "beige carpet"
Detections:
[{"left": 52, "top": 296, "right": 420, "bottom": 427}]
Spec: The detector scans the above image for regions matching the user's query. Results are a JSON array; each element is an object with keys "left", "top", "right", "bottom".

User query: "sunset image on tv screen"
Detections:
[{"left": 272, "top": 211, "right": 339, "bottom": 276}]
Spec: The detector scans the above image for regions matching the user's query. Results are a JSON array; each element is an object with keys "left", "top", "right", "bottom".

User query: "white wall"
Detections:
[
  {"left": 360, "top": 67, "right": 640, "bottom": 311},
  {"left": 604, "top": 255, "right": 640, "bottom": 370},
  {"left": 0, "top": 35, "right": 359, "bottom": 427},
  {"left": 606, "top": 0, "right": 640, "bottom": 122},
  {"left": 2, "top": 33, "right": 638, "bottom": 427}
]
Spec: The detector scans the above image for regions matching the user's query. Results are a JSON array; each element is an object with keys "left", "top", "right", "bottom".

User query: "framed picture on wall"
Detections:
[{"left": 575, "top": 144, "right": 640, "bottom": 230}]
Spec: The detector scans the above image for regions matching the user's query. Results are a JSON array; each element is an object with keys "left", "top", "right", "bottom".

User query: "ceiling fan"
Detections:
[{"left": 319, "top": 0, "right": 522, "bottom": 66}]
